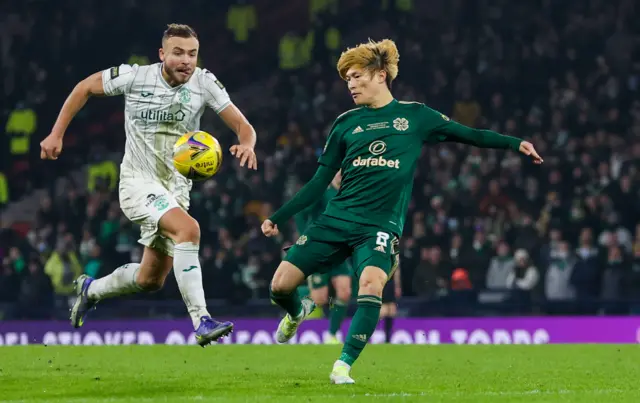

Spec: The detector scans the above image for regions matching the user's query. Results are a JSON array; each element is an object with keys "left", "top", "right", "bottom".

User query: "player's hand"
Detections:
[
  {"left": 519, "top": 141, "right": 543, "bottom": 164},
  {"left": 230, "top": 144, "right": 257, "bottom": 170},
  {"left": 40, "top": 134, "right": 64, "bottom": 160},
  {"left": 261, "top": 219, "right": 279, "bottom": 237},
  {"left": 395, "top": 285, "right": 402, "bottom": 299}
]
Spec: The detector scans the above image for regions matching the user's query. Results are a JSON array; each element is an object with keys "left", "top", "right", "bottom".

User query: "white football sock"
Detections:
[
  {"left": 87, "top": 263, "right": 142, "bottom": 300},
  {"left": 173, "top": 242, "right": 210, "bottom": 329}
]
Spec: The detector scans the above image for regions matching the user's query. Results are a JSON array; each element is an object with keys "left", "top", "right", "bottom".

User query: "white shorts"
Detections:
[{"left": 119, "top": 178, "right": 190, "bottom": 257}]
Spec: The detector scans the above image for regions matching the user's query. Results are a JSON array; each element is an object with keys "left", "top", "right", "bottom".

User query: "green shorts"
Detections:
[{"left": 285, "top": 215, "right": 399, "bottom": 281}]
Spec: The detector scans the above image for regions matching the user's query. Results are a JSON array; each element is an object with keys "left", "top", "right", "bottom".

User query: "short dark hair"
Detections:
[{"left": 162, "top": 24, "right": 198, "bottom": 44}]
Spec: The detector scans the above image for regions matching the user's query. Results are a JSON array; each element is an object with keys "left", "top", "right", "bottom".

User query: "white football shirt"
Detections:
[{"left": 101, "top": 62, "right": 231, "bottom": 191}]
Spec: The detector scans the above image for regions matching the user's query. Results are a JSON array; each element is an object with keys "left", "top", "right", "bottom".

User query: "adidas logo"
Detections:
[
  {"left": 352, "top": 334, "right": 368, "bottom": 342},
  {"left": 352, "top": 126, "right": 364, "bottom": 134},
  {"left": 374, "top": 245, "right": 386, "bottom": 253}
]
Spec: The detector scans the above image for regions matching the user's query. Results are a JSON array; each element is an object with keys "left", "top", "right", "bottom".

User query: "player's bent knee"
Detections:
[
  {"left": 310, "top": 289, "right": 329, "bottom": 306},
  {"left": 174, "top": 217, "right": 200, "bottom": 244},
  {"left": 270, "top": 276, "right": 296, "bottom": 295},
  {"left": 333, "top": 276, "right": 352, "bottom": 301},
  {"left": 359, "top": 280, "right": 384, "bottom": 297},
  {"left": 359, "top": 266, "right": 387, "bottom": 297},
  {"left": 270, "top": 262, "right": 305, "bottom": 294},
  {"left": 159, "top": 208, "right": 201, "bottom": 245},
  {"left": 336, "top": 287, "right": 351, "bottom": 302}
]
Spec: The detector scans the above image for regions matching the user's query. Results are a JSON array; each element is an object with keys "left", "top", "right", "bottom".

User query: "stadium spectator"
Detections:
[
  {"left": 83, "top": 244, "right": 103, "bottom": 279},
  {"left": 571, "top": 228, "right": 603, "bottom": 311},
  {"left": 506, "top": 249, "right": 540, "bottom": 293},
  {"left": 545, "top": 241, "right": 579, "bottom": 309},
  {"left": 465, "top": 230, "right": 493, "bottom": 289},
  {"left": 600, "top": 243, "right": 627, "bottom": 305},
  {"left": 0, "top": 256, "right": 21, "bottom": 304},
  {"left": 44, "top": 235, "right": 83, "bottom": 298},
  {"left": 0, "top": 173, "right": 8, "bottom": 205},
  {"left": 17, "top": 258, "right": 54, "bottom": 319},
  {"left": 412, "top": 246, "right": 451, "bottom": 298},
  {"left": 486, "top": 240, "right": 516, "bottom": 290}
]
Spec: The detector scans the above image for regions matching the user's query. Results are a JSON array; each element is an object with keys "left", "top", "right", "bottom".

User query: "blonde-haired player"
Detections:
[
  {"left": 40, "top": 24, "right": 258, "bottom": 347},
  {"left": 261, "top": 39, "right": 542, "bottom": 383}
]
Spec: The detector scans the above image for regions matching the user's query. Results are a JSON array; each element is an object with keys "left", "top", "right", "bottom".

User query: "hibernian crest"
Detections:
[
  {"left": 154, "top": 197, "right": 169, "bottom": 211},
  {"left": 178, "top": 87, "right": 191, "bottom": 104},
  {"left": 296, "top": 235, "right": 308, "bottom": 245},
  {"left": 393, "top": 117, "right": 409, "bottom": 131}
]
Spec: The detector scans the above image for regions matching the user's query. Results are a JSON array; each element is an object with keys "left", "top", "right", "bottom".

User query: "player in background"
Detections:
[
  {"left": 261, "top": 38, "right": 543, "bottom": 383},
  {"left": 290, "top": 170, "right": 351, "bottom": 345},
  {"left": 380, "top": 264, "right": 401, "bottom": 343},
  {"left": 40, "top": 24, "right": 258, "bottom": 347}
]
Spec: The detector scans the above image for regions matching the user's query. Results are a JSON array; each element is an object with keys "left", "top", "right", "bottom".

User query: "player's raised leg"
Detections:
[
  {"left": 159, "top": 207, "right": 233, "bottom": 346},
  {"left": 328, "top": 274, "right": 351, "bottom": 344},
  {"left": 330, "top": 266, "right": 386, "bottom": 384},
  {"left": 71, "top": 247, "right": 172, "bottom": 328},
  {"left": 270, "top": 261, "right": 316, "bottom": 343}
]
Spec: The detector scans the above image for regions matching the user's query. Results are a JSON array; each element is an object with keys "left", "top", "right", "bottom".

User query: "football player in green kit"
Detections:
[
  {"left": 262, "top": 38, "right": 543, "bottom": 384},
  {"left": 290, "top": 170, "right": 352, "bottom": 345}
]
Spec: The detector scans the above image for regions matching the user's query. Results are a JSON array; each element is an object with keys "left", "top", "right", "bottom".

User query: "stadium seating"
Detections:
[{"left": 1, "top": 0, "right": 640, "bottom": 320}]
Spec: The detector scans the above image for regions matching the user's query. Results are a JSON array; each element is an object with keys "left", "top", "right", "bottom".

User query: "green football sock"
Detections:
[
  {"left": 329, "top": 299, "right": 348, "bottom": 336},
  {"left": 269, "top": 286, "right": 303, "bottom": 319},
  {"left": 338, "top": 295, "right": 381, "bottom": 366}
]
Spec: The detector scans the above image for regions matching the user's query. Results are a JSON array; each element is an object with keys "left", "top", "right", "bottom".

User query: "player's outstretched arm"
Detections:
[
  {"left": 40, "top": 71, "right": 106, "bottom": 160},
  {"left": 219, "top": 105, "right": 258, "bottom": 170},
  {"left": 435, "top": 120, "right": 543, "bottom": 164},
  {"left": 202, "top": 70, "right": 258, "bottom": 170},
  {"left": 261, "top": 165, "right": 337, "bottom": 237}
]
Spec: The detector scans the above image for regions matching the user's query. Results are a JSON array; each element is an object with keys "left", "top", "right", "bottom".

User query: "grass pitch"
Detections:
[{"left": 1, "top": 345, "right": 639, "bottom": 402}]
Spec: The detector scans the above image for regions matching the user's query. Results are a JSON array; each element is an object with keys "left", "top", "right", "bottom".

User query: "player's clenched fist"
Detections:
[
  {"left": 261, "top": 219, "right": 279, "bottom": 237},
  {"left": 40, "top": 134, "right": 64, "bottom": 160}
]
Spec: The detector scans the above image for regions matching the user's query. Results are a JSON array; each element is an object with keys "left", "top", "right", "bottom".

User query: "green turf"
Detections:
[{"left": 1, "top": 345, "right": 639, "bottom": 402}]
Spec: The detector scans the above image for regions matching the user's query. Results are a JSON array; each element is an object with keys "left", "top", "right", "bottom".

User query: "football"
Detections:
[{"left": 172, "top": 131, "right": 223, "bottom": 181}]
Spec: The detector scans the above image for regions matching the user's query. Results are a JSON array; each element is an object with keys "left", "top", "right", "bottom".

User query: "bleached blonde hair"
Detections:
[{"left": 337, "top": 39, "right": 399, "bottom": 88}]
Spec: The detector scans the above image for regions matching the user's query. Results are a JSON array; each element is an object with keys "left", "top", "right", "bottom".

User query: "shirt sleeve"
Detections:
[
  {"left": 201, "top": 69, "right": 232, "bottom": 113},
  {"left": 420, "top": 105, "right": 522, "bottom": 151},
  {"left": 101, "top": 64, "right": 137, "bottom": 96},
  {"left": 317, "top": 122, "right": 345, "bottom": 170},
  {"left": 270, "top": 165, "right": 337, "bottom": 226}
]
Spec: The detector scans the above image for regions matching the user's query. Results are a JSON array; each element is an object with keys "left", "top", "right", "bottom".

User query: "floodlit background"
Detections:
[{"left": 1, "top": 0, "right": 640, "bottom": 345}]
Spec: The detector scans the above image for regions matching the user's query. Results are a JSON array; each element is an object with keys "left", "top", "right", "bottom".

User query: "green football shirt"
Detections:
[{"left": 317, "top": 99, "right": 521, "bottom": 236}]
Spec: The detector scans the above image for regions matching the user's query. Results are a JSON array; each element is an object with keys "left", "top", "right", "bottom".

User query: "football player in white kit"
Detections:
[{"left": 40, "top": 24, "right": 257, "bottom": 346}]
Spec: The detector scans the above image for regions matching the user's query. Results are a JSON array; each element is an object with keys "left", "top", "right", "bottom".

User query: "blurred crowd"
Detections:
[{"left": 2, "top": 0, "right": 640, "bottom": 319}]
